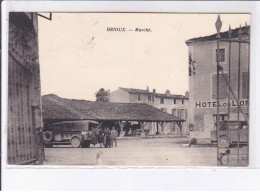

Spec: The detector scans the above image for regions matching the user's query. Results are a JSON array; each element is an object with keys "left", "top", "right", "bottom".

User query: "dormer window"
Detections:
[{"left": 160, "top": 98, "right": 164, "bottom": 104}]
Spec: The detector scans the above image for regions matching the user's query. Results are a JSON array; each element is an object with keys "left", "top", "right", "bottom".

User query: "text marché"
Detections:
[{"left": 107, "top": 27, "right": 151, "bottom": 32}]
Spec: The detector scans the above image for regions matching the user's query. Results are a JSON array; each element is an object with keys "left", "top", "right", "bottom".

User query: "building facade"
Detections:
[
  {"left": 109, "top": 87, "right": 189, "bottom": 134},
  {"left": 185, "top": 25, "right": 250, "bottom": 140}
]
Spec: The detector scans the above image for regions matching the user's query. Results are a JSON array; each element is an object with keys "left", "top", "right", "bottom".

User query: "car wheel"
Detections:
[
  {"left": 43, "top": 131, "right": 53, "bottom": 142},
  {"left": 218, "top": 136, "right": 230, "bottom": 148},
  {"left": 71, "top": 137, "right": 81, "bottom": 148}
]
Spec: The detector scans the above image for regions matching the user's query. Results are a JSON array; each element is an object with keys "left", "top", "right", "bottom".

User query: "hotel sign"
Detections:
[{"left": 195, "top": 99, "right": 249, "bottom": 108}]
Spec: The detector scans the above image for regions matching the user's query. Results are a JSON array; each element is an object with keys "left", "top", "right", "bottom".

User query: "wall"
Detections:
[
  {"left": 188, "top": 39, "right": 249, "bottom": 139},
  {"left": 129, "top": 92, "right": 189, "bottom": 134},
  {"left": 153, "top": 97, "right": 189, "bottom": 134},
  {"left": 110, "top": 88, "right": 190, "bottom": 135},
  {"left": 109, "top": 88, "right": 131, "bottom": 103},
  {"left": 130, "top": 93, "right": 154, "bottom": 106}
]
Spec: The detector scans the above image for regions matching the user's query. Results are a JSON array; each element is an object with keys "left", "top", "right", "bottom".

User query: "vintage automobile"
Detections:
[
  {"left": 210, "top": 121, "right": 248, "bottom": 148},
  {"left": 43, "top": 120, "right": 100, "bottom": 148}
]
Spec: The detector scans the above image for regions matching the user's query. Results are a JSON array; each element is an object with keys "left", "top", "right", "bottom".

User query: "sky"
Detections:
[{"left": 38, "top": 13, "right": 250, "bottom": 101}]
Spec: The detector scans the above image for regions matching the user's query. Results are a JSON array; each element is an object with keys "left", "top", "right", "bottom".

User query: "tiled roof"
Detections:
[
  {"left": 186, "top": 25, "right": 250, "bottom": 44},
  {"left": 42, "top": 94, "right": 184, "bottom": 122},
  {"left": 119, "top": 87, "right": 188, "bottom": 99},
  {"left": 154, "top": 93, "right": 188, "bottom": 99},
  {"left": 119, "top": 87, "right": 152, "bottom": 94}
]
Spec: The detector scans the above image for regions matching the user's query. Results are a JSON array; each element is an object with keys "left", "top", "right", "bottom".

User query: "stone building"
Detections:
[
  {"left": 185, "top": 25, "right": 250, "bottom": 140},
  {"left": 109, "top": 87, "right": 189, "bottom": 134}
]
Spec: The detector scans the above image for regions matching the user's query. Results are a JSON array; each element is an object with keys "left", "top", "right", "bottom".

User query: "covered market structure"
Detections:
[{"left": 42, "top": 94, "right": 185, "bottom": 135}]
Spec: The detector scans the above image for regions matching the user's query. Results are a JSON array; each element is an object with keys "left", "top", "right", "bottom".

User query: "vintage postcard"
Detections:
[{"left": 6, "top": 11, "right": 250, "bottom": 167}]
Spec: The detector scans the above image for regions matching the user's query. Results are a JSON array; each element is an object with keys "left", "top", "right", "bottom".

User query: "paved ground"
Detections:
[{"left": 43, "top": 137, "right": 248, "bottom": 166}]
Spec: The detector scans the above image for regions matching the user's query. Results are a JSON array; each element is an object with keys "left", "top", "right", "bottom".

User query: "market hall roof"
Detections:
[
  {"left": 185, "top": 25, "right": 250, "bottom": 45},
  {"left": 119, "top": 87, "right": 188, "bottom": 99},
  {"left": 42, "top": 94, "right": 185, "bottom": 122}
]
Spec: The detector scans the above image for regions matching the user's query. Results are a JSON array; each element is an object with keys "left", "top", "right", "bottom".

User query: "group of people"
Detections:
[
  {"left": 96, "top": 126, "right": 118, "bottom": 148},
  {"left": 82, "top": 126, "right": 118, "bottom": 148}
]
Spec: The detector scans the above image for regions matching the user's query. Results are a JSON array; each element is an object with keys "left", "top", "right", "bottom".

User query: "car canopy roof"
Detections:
[{"left": 52, "top": 120, "right": 99, "bottom": 132}]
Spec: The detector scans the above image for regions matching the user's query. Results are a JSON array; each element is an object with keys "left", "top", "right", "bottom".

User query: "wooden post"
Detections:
[
  {"left": 160, "top": 122, "right": 165, "bottom": 135},
  {"left": 156, "top": 122, "right": 159, "bottom": 135},
  {"left": 140, "top": 121, "right": 145, "bottom": 138},
  {"left": 177, "top": 122, "right": 183, "bottom": 137},
  {"left": 119, "top": 121, "right": 125, "bottom": 137}
]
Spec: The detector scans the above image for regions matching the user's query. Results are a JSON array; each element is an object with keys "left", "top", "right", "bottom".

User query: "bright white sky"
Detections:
[{"left": 38, "top": 13, "right": 250, "bottom": 101}]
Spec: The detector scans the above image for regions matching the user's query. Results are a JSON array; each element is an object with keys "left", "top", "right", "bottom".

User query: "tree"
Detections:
[{"left": 95, "top": 88, "right": 110, "bottom": 102}]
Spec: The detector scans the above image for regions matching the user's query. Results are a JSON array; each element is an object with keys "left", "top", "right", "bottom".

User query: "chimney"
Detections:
[
  {"left": 185, "top": 91, "right": 189, "bottom": 98},
  {"left": 165, "top": 90, "right": 170, "bottom": 96},
  {"left": 146, "top": 86, "right": 149, "bottom": 92},
  {"left": 153, "top": 89, "right": 156, "bottom": 94}
]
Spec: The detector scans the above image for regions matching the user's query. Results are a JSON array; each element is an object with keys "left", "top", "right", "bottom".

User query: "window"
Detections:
[
  {"left": 182, "top": 100, "right": 184, "bottom": 105},
  {"left": 242, "top": 72, "right": 249, "bottom": 98},
  {"left": 177, "top": 109, "right": 185, "bottom": 119},
  {"left": 161, "top": 108, "right": 167, "bottom": 112},
  {"left": 212, "top": 74, "right": 229, "bottom": 99},
  {"left": 172, "top": 109, "right": 177, "bottom": 116},
  {"left": 181, "top": 109, "right": 185, "bottom": 119},
  {"left": 213, "top": 114, "right": 228, "bottom": 128},
  {"left": 148, "top": 95, "right": 152, "bottom": 101},
  {"left": 160, "top": 98, "right": 164, "bottom": 104},
  {"left": 173, "top": 99, "right": 176, "bottom": 104},
  {"left": 213, "top": 114, "right": 228, "bottom": 121},
  {"left": 138, "top": 94, "right": 141, "bottom": 101},
  {"left": 216, "top": 48, "right": 225, "bottom": 62}
]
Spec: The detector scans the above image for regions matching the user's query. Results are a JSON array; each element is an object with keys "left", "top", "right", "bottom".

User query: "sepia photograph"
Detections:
[{"left": 7, "top": 11, "right": 250, "bottom": 167}]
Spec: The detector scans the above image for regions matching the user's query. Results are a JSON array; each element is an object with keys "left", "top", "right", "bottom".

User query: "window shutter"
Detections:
[
  {"left": 212, "top": 76, "right": 217, "bottom": 98},
  {"left": 177, "top": 109, "right": 181, "bottom": 118},
  {"left": 219, "top": 74, "right": 228, "bottom": 99},
  {"left": 172, "top": 109, "right": 177, "bottom": 116}
]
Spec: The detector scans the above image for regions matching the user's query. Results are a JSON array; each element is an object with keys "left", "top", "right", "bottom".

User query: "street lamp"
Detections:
[
  {"left": 215, "top": 14, "right": 222, "bottom": 166},
  {"left": 215, "top": 15, "right": 222, "bottom": 38}
]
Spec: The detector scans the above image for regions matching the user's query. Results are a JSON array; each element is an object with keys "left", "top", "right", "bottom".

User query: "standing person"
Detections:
[
  {"left": 91, "top": 128, "right": 98, "bottom": 146},
  {"left": 97, "top": 127, "right": 104, "bottom": 148},
  {"left": 123, "top": 121, "right": 131, "bottom": 136},
  {"left": 114, "top": 122, "right": 121, "bottom": 137},
  {"left": 110, "top": 126, "right": 118, "bottom": 147},
  {"left": 103, "top": 127, "right": 111, "bottom": 148}
]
